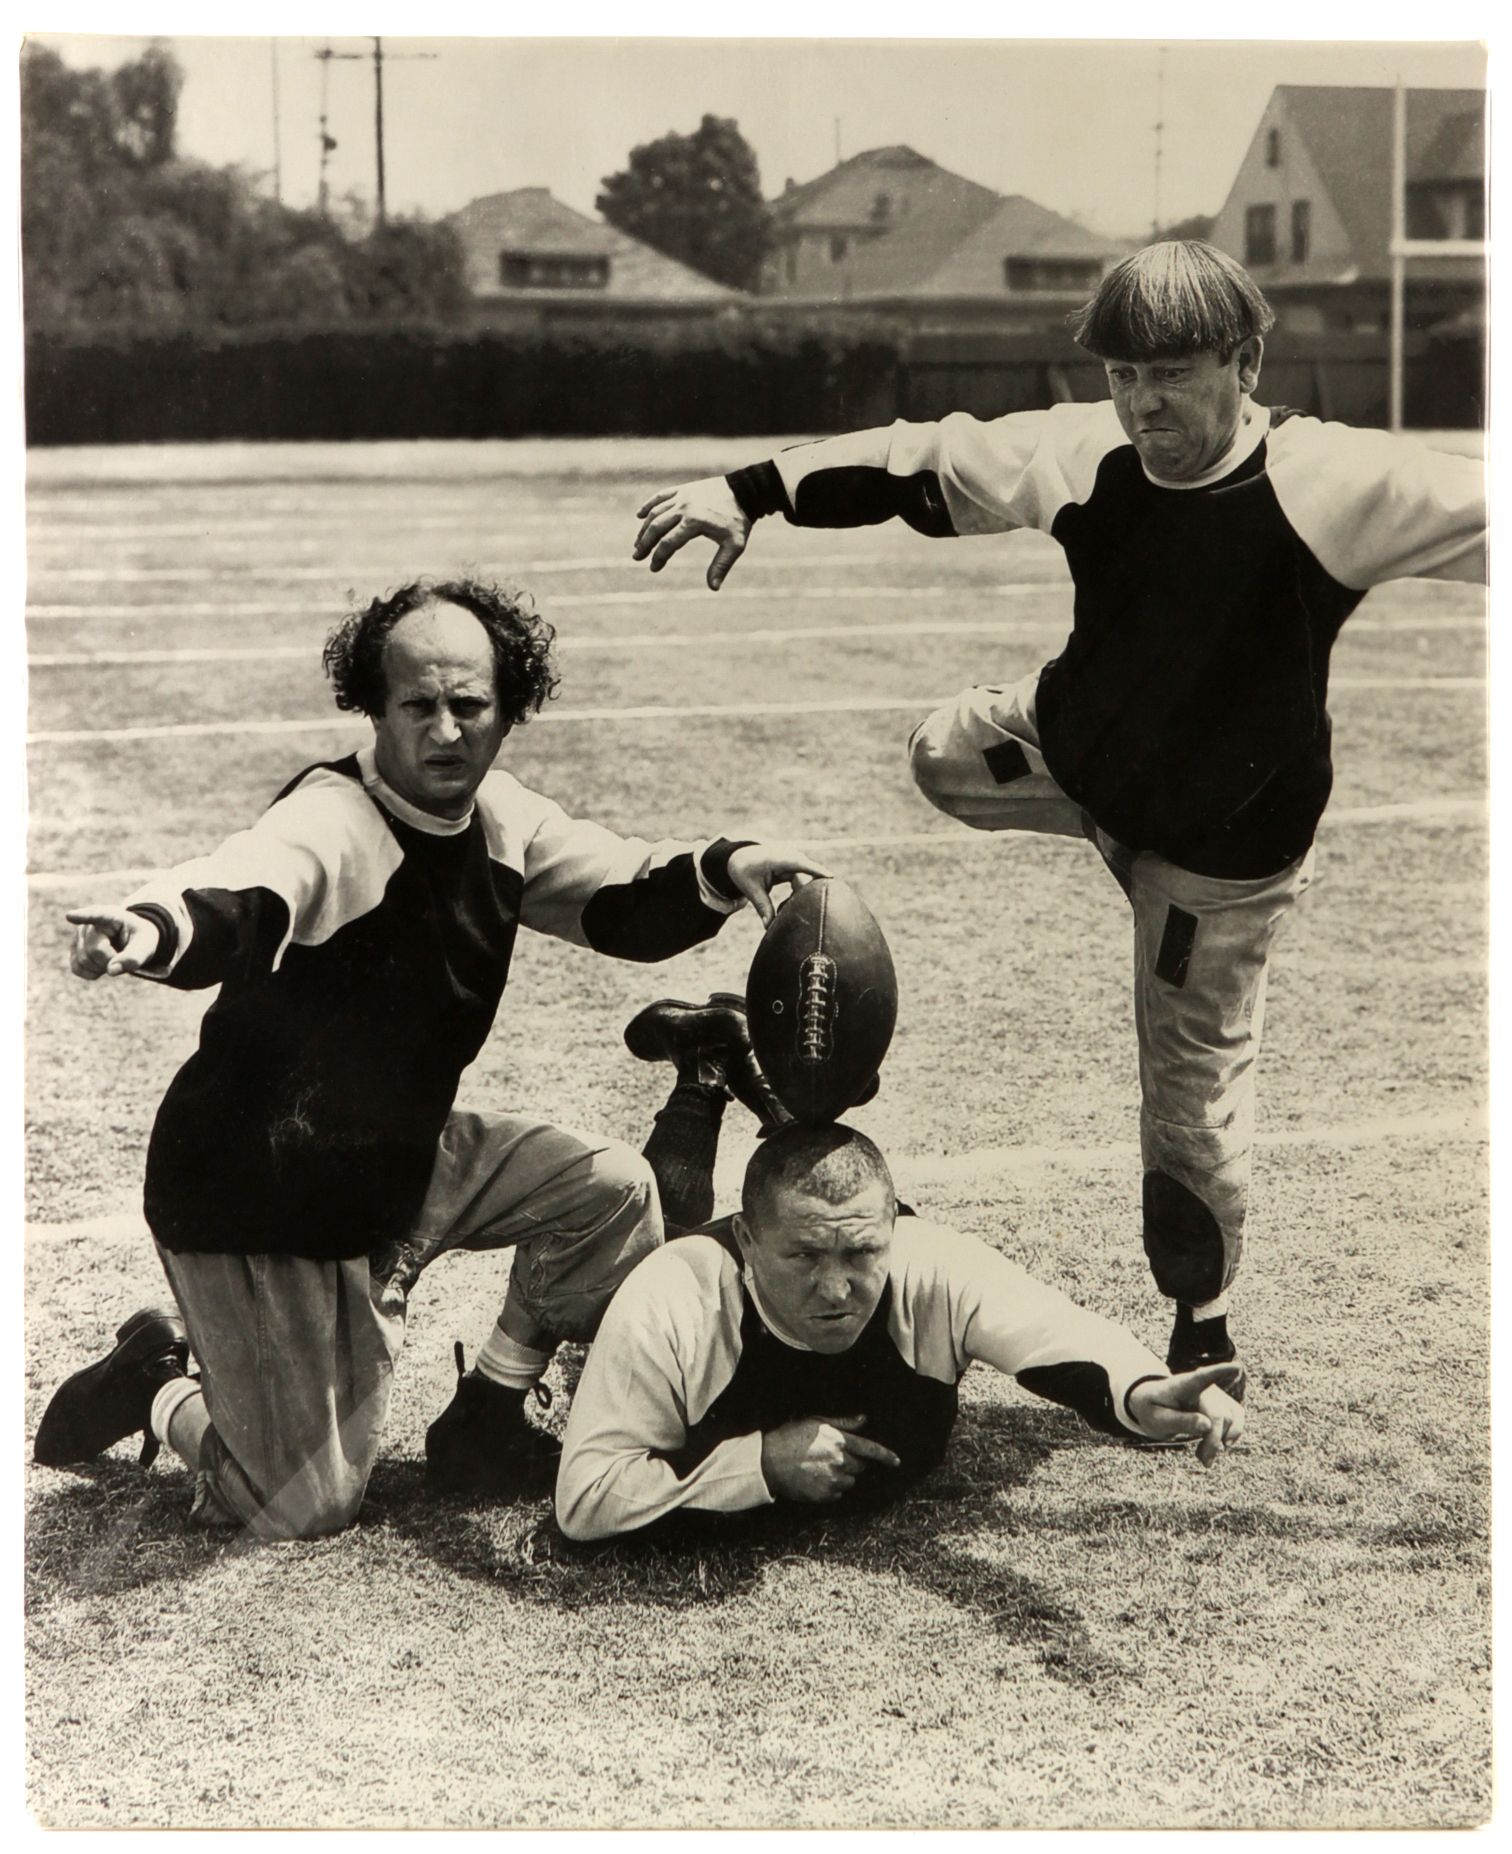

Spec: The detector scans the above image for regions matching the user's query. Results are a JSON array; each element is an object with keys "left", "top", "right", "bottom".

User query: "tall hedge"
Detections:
[{"left": 23, "top": 320, "right": 906, "bottom": 445}]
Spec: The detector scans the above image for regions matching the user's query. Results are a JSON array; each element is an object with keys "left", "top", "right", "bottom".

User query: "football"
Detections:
[{"left": 746, "top": 878, "right": 898, "bottom": 1124}]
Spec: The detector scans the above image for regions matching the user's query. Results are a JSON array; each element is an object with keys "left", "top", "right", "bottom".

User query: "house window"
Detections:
[
  {"left": 785, "top": 246, "right": 798, "bottom": 283},
  {"left": 830, "top": 234, "right": 849, "bottom": 262},
  {"left": 871, "top": 192, "right": 891, "bottom": 223},
  {"left": 1290, "top": 199, "right": 1311, "bottom": 263},
  {"left": 1265, "top": 128, "right": 1281, "bottom": 167},
  {"left": 1244, "top": 203, "right": 1277, "bottom": 266},
  {"left": 1003, "top": 258, "right": 1104, "bottom": 292},
  {"left": 499, "top": 252, "right": 610, "bottom": 289},
  {"left": 1407, "top": 182, "right": 1485, "bottom": 241}
]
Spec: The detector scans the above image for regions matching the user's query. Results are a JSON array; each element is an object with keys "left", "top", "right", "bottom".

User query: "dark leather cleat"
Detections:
[
  {"left": 425, "top": 1343, "right": 561, "bottom": 1499},
  {"left": 625, "top": 992, "right": 793, "bottom": 1132},
  {"left": 33, "top": 1307, "right": 190, "bottom": 1469},
  {"left": 1166, "top": 1307, "right": 1247, "bottom": 1404}
]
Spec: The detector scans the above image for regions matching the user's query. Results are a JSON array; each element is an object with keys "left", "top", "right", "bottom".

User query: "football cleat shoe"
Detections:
[
  {"left": 424, "top": 1343, "right": 561, "bottom": 1498},
  {"left": 625, "top": 992, "right": 794, "bottom": 1132},
  {"left": 33, "top": 1307, "right": 190, "bottom": 1469},
  {"left": 1166, "top": 1307, "right": 1247, "bottom": 1404}
]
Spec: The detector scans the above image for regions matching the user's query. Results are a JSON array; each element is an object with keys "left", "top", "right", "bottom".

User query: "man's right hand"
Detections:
[
  {"left": 633, "top": 477, "right": 752, "bottom": 590},
  {"left": 759, "top": 1414, "right": 901, "bottom": 1503},
  {"left": 65, "top": 907, "right": 161, "bottom": 979}
]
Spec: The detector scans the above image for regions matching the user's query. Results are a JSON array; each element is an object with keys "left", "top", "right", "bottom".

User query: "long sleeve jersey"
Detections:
[
  {"left": 127, "top": 746, "right": 748, "bottom": 1260},
  {"left": 727, "top": 401, "right": 1485, "bottom": 878},
  {"left": 555, "top": 1216, "right": 1169, "bottom": 1541}
]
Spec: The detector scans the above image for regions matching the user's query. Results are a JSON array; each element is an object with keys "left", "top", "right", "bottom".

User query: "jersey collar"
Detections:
[
  {"left": 1141, "top": 397, "right": 1269, "bottom": 491},
  {"left": 356, "top": 743, "right": 475, "bottom": 836},
  {"left": 742, "top": 1271, "right": 818, "bottom": 1352}
]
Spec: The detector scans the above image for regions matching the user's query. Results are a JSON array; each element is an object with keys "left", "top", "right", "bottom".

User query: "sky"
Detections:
[{"left": 32, "top": 24, "right": 1488, "bottom": 242}]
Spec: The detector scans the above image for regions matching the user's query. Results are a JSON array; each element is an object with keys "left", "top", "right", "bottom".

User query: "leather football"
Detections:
[{"left": 746, "top": 879, "right": 897, "bottom": 1124}]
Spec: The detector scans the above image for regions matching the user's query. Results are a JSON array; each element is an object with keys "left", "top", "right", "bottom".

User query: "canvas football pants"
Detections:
[
  {"left": 153, "top": 1111, "right": 659, "bottom": 1539},
  {"left": 908, "top": 671, "right": 1314, "bottom": 1307}
]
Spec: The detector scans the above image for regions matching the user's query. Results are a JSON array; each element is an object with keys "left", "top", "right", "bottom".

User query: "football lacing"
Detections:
[{"left": 797, "top": 954, "right": 837, "bottom": 1062}]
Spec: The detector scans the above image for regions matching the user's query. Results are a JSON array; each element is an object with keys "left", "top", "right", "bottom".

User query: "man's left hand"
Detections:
[
  {"left": 726, "top": 845, "right": 833, "bottom": 927},
  {"left": 1127, "top": 1363, "right": 1245, "bottom": 1465}
]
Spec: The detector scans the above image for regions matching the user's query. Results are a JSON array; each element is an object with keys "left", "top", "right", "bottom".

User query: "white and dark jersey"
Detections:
[
  {"left": 127, "top": 746, "right": 748, "bottom": 1261},
  {"left": 728, "top": 402, "right": 1484, "bottom": 877},
  {"left": 555, "top": 1217, "right": 1168, "bottom": 1541}
]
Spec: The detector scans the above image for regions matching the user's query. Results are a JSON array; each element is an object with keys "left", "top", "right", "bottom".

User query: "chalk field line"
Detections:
[
  {"left": 26, "top": 609, "right": 1488, "bottom": 667},
  {"left": 24, "top": 673, "right": 1488, "bottom": 747},
  {"left": 23, "top": 793, "right": 1486, "bottom": 893},
  {"left": 24, "top": 1102, "right": 1485, "bottom": 1247}
]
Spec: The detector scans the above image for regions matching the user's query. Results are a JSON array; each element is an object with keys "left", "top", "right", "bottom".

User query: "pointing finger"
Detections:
[
  {"left": 844, "top": 1434, "right": 902, "bottom": 1468},
  {"left": 635, "top": 490, "right": 674, "bottom": 521}
]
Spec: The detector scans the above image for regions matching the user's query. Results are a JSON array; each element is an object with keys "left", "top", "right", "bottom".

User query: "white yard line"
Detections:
[
  {"left": 23, "top": 580, "right": 1067, "bottom": 620},
  {"left": 25, "top": 1103, "right": 1486, "bottom": 1244},
  {"left": 26, "top": 619, "right": 1487, "bottom": 670},
  {"left": 23, "top": 792, "right": 1486, "bottom": 891},
  {"left": 898, "top": 1105, "right": 1486, "bottom": 1190},
  {"left": 25, "top": 676, "right": 1487, "bottom": 745}
]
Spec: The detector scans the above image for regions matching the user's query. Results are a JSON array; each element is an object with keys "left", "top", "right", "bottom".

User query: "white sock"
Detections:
[
  {"left": 475, "top": 1325, "right": 551, "bottom": 1391},
  {"left": 1188, "top": 1294, "right": 1230, "bottom": 1321},
  {"left": 151, "top": 1377, "right": 207, "bottom": 1461}
]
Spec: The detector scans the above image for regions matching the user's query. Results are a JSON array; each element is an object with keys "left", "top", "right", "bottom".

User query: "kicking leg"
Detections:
[{"left": 908, "top": 671, "right": 1087, "bottom": 837}]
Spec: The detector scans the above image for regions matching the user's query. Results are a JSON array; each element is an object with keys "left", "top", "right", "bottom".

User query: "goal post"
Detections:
[{"left": 1388, "top": 79, "right": 1488, "bottom": 434}]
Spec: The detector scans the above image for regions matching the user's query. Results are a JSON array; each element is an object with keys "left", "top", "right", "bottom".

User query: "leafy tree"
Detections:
[
  {"left": 21, "top": 39, "right": 467, "bottom": 332},
  {"left": 597, "top": 114, "right": 770, "bottom": 292}
]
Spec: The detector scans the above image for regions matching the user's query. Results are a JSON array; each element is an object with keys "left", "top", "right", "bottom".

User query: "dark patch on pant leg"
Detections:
[
  {"left": 1142, "top": 1169, "right": 1226, "bottom": 1304},
  {"left": 1155, "top": 905, "right": 1199, "bottom": 988},
  {"left": 982, "top": 739, "right": 1031, "bottom": 785}
]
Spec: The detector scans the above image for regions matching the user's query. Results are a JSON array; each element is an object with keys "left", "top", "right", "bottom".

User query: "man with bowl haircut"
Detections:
[
  {"left": 631, "top": 239, "right": 1486, "bottom": 1391},
  {"left": 556, "top": 1122, "right": 1244, "bottom": 1541},
  {"left": 34, "top": 577, "right": 827, "bottom": 1539}
]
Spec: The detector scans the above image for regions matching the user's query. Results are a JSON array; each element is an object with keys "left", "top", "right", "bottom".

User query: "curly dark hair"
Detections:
[{"left": 322, "top": 577, "right": 560, "bottom": 725}]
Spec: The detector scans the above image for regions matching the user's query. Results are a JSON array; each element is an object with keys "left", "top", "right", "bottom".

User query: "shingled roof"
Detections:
[
  {"left": 449, "top": 188, "right": 738, "bottom": 300},
  {"left": 771, "top": 145, "right": 1001, "bottom": 231}
]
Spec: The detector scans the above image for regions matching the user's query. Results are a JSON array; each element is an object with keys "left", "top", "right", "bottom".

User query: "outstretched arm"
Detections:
[{"left": 631, "top": 413, "right": 1053, "bottom": 588}]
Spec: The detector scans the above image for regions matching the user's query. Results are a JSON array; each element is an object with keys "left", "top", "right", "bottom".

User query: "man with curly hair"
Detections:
[{"left": 34, "top": 579, "right": 825, "bottom": 1539}]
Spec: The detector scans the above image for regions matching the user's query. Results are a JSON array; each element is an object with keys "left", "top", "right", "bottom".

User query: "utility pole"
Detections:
[
  {"left": 313, "top": 43, "right": 363, "bottom": 217},
  {"left": 270, "top": 40, "right": 283, "bottom": 204},
  {"left": 371, "top": 37, "right": 437, "bottom": 228},
  {"left": 1151, "top": 44, "right": 1167, "bottom": 239}
]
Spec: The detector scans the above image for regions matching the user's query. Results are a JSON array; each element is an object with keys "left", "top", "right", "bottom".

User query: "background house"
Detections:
[
  {"left": 762, "top": 146, "right": 1124, "bottom": 333},
  {"left": 1208, "top": 86, "right": 1485, "bottom": 336},
  {"left": 449, "top": 187, "right": 740, "bottom": 330}
]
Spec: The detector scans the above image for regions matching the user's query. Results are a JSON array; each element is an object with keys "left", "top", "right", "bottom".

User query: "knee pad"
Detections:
[{"left": 1141, "top": 1168, "right": 1232, "bottom": 1304}]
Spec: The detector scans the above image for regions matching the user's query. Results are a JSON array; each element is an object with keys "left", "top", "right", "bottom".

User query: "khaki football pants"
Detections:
[
  {"left": 155, "top": 1110, "right": 659, "bottom": 1539},
  {"left": 908, "top": 671, "right": 1314, "bottom": 1308}
]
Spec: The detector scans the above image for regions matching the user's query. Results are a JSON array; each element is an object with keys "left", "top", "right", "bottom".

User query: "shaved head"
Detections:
[{"left": 741, "top": 1123, "right": 896, "bottom": 1232}]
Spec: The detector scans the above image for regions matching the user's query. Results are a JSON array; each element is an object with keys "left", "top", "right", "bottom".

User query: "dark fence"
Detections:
[{"left": 24, "top": 319, "right": 1484, "bottom": 446}]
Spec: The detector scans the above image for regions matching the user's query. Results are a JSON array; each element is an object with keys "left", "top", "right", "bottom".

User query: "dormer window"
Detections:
[{"left": 500, "top": 252, "right": 610, "bottom": 289}]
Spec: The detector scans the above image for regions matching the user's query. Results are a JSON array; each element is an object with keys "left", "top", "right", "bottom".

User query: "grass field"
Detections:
[{"left": 23, "top": 435, "right": 1489, "bottom": 1829}]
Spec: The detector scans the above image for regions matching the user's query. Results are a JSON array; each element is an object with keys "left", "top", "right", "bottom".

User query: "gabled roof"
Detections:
[
  {"left": 771, "top": 145, "right": 1001, "bottom": 231},
  {"left": 833, "top": 193, "right": 1124, "bottom": 300},
  {"left": 448, "top": 188, "right": 738, "bottom": 299},
  {"left": 1274, "top": 86, "right": 1484, "bottom": 275}
]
